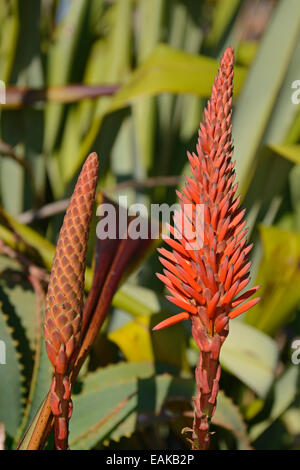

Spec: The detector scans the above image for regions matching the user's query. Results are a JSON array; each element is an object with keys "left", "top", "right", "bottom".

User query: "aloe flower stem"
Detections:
[
  {"left": 154, "top": 47, "right": 260, "bottom": 450},
  {"left": 44, "top": 153, "right": 99, "bottom": 450},
  {"left": 191, "top": 317, "right": 227, "bottom": 449}
]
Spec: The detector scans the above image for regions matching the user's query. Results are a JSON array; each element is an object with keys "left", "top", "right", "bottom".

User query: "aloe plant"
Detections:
[{"left": 0, "top": 0, "right": 299, "bottom": 451}]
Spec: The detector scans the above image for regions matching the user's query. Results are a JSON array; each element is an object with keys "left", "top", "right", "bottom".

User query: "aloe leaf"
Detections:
[
  {"left": 263, "top": 35, "right": 300, "bottom": 146},
  {"left": 133, "top": 0, "right": 164, "bottom": 173},
  {"left": 204, "top": 0, "right": 241, "bottom": 50},
  {"left": 285, "top": 108, "right": 300, "bottom": 144},
  {"left": 212, "top": 391, "right": 251, "bottom": 450},
  {"left": 220, "top": 321, "right": 278, "bottom": 398},
  {"left": 240, "top": 35, "right": 300, "bottom": 233},
  {"left": 0, "top": 208, "right": 56, "bottom": 270},
  {"left": 157, "top": 4, "right": 203, "bottom": 179},
  {"left": 19, "top": 332, "right": 52, "bottom": 439},
  {"left": 250, "top": 366, "right": 299, "bottom": 441},
  {"left": 69, "top": 362, "right": 159, "bottom": 449},
  {"left": 69, "top": 362, "right": 248, "bottom": 449},
  {"left": 244, "top": 146, "right": 294, "bottom": 234},
  {"left": 0, "top": 254, "right": 36, "bottom": 352},
  {"left": 0, "top": 0, "right": 44, "bottom": 214},
  {"left": 290, "top": 164, "right": 300, "bottom": 230},
  {"left": 268, "top": 144, "right": 300, "bottom": 164},
  {"left": 76, "top": 38, "right": 110, "bottom": 135},
  {"left": 0, "top": 117, "right": 24, "bottom": 215},
  {"left": 178, "top": 20, "right": 203, "bottom": 141},
  {"left": 245, "top": 225, "right": 300, "bottom": 335},
  {"left": 44, "top": 0, "right": 90, "bottom": 154},
  {"left": 0, "top": 288, "right": 23, "bottom": 438},
  {"left": 44, "top": 0, "right": 92, "bottom": 199},
  {"left": 233, "top": 0, "right": 300, "bottom": 192},
  {"left": 0, "top": 0, "right": 18, "bottom": 82},
  {"left": 236, "top": 41, "right": 258, "bottom": 67}
]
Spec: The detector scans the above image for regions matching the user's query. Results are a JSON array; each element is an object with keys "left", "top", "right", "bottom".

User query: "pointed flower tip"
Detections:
[
  {"left": 221, "top": 46, "right": 234, "bottom": 64},
  {"left": 87, "top": 151, "right": 99, "bottom": 162},
  {"left": 152, "top": 324, "right": 162, "bottom": 332}
]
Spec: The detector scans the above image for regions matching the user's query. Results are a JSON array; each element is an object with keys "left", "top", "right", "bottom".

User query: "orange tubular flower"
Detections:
[
  {"left": 154, "top": 47, "right": 260, "bottom": 450},
  {"left": 44, "top": 153, "right": 99, "bottom": 450}
]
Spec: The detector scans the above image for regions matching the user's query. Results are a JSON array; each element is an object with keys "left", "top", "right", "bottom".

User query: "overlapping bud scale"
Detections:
[{"left": 44, "top": 152, "right": 99, "bottom": 449}]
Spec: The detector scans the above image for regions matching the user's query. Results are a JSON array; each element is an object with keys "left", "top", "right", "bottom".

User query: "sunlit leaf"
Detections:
[
  {"left": 220, "top": 321, "right": 278, "bottom": 398},
  {"left": 108, "top": 313, "right": 189, "bottom": 372},
  {"left": 233, "top": 0, "right": 300, "bottom": 192},
  {"left": 250, "top": 366, "right": 299, "bottom": 441},
  {"left": 69, "top": 362, "right": 249, "bottom": 450},
  {"left": 0, "top": 287, "right": 23, "bottom": 437},
  {"left": 246, "top": 225, "right": 300, "bottom": 335}
]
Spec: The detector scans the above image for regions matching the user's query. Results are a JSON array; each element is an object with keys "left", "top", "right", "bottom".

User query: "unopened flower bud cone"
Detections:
[
  {"left": 44, "top": 152, "right": 99, "bottom": 450},
  {"left": 154, "top": 47, "right": 260, "bottom": 450}
]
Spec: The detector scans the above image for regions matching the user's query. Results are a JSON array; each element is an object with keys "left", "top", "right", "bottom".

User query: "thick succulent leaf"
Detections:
[
  {"left": 220, "top": 321, "right": 278, "bottom": 398},
  {"left": 290, "top": 164, "right": 300, "bottom": 230},
  {"left": 0, "top": 295, "right": 23, "bottom": 437},
  {"left": 0, "top": 0, "right": 18, "bottom": 82},
  {"left": 262, "top": 37, "right": 300, "bottom": 146},
  {"left": 233, "top": 0, "right": 300, "bottom": 192},
  {"left": 0, "top": 255, "right": 37, "bottom": 351},
  {"left": 236, "top": 41, "right": 258, "bottom": 67},
  {"left": 212, "top": 391, "right": 251, "bottom": 450},
  {"left": 18, "top": 329, "right": 52, "bottom": 441},
  {"left": 133, "top": 0, "right": 165, "bottom": 173},
  {"left": 69, "top": 362, "right": 248, "bottom": 450},
  {"left": 0, "top": 254, "right": 38, "bottom": 408},
  {"left": 269, "top": 144, "right": 300, "bottom": 164},
  {"left": 17, "top": 397, "right": 45, "bottom": 450},
  {"left": 0, "top": 253, "right": 45, "bottom": 445},
  {"left": 282, "top": 407, "right": 300, "bottom": 437},
  {"left": 69, "top": 362, "right": 165, "bottom": 449},
  {"left": 204, "top": 0, "right": 241, "bottom": 50},
  {"left": 244, "top": 146, "right": 297, "bottom": 234},
  {"left": 44, "top": 0, "right": 91, "bottom": 154},
  {"left": 245, "top": 225, "right": 300, "bottom": 335},
  {"left": 0, "top": 209, "right": 56, "bottom": 271},
  {"left": 0, "top": 0, "right": 44, "bottom": 214},
  {"left": 250, "top": 366, "right": 300, "bottom": 441}
]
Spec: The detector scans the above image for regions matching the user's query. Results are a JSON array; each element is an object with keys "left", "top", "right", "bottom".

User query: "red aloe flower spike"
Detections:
[
  {"left": 44, "top": 153, "right": 99, "bottom": 450},
  {"left": 153, "top": 47, "right": 260, "bottom": 450}
]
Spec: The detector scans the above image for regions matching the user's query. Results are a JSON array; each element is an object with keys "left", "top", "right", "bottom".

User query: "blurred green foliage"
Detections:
[{"left": 0, "top": 0, "right": 300, "bottom": 450}]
